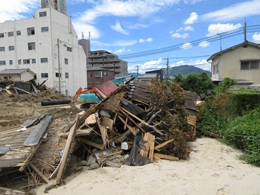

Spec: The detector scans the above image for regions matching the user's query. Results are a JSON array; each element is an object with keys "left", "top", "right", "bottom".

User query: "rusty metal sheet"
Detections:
[{"left": 96, "top": 81, "right": 118, "bottom": 96}]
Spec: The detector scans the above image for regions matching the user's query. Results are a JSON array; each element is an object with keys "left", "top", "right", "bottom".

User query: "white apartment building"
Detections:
[{"left": 0, "top": 5, "right": 87, "bottom": 96}]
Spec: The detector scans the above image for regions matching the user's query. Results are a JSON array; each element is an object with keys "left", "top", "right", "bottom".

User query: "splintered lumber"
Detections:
[
  {"left": 23, "top": 114, "right": 54, "bottom": 146},
  {"left": 101, "top": 116, "right": 114, "bottom": 131},
  {"left": 140, "top": 133, "right": 155, "bottom": 161},
  {"left": 78, "top": 137, "right": 104, "bottom": 150},
  {"left": 154, "top": 139, "right": 174, "bottom": 151},
  {"left": 119, "top": 107, "right": 149, "bottom": 126},
  {"left": 0, "top": 187, "right": 25, "bottom": 195},
  {"left": 187, "top": 115, "right": 196, "bottom": 126},
  {"left": 117, "top": 115, "right": 136, "bottom": 135},
  {"left": 29, "top": 163, "right": 50, "bottom": 184},
  {"left": 59, "top": 128, "right": 93, "bottom": 139},
  {"left": 56, "top": 115, "right": 79, "bottom": 185},
  {"left": 97, "top": 119, "right": 108, "bottom": 149},
  {"left": 154, "top": 153, "right": 179, "bottom": 161}
]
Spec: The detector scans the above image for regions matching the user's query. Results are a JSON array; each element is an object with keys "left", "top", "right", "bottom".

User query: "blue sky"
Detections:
[{"left": 1, "top": 0, "right": 260, "bottom": 74}]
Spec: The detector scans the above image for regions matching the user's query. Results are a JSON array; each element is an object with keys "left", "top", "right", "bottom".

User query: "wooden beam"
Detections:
[
  {"left": 56, "top": 115, "right": 79, "bottom": 185},
  {"left": 78, "top": 137, "right": 104, "bottom": 150},
  {"left": 154, "top": 153, "right": 179, "bottom": 161},
  {"left": 29, "top": 163, "right": 50, "bottom": 184},
  {"left": 119, "top": 107, "right": 149, "bottom": 126},
  {"left": 154, "top": 139, "right": 174, "bottom": 150},
  {"left": 118, "top": 115, "right": 136, "bottom": 135}
]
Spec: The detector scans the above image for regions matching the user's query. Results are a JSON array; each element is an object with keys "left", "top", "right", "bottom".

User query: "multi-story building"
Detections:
[
  {"left": 87, "top": 50, "right": 128, "bottom": 77},
  {"left": 0, "top": 0, "right": 87, "bottom": 96}
]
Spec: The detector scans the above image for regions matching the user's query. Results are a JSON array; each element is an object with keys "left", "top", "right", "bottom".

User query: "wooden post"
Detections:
[
  {"left": 56, "top": 115, "right": 79, "bottom": 185},
  {"left": 29, "top": 163, "right": 50, "bottom": 184}
]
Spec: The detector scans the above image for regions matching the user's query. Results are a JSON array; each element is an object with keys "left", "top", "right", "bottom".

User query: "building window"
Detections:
[
  {"left": 9, "top": 60, "right": 13, "bottom": 65},
  {"left": 0, "top": 33, "right": 4, "bottom": 38},
  {"left": 67, "top": 47, "right": 72, "bottom": 52},
  {"left": 94, "top": 82, "right": 100, "bottom": 86},
  {"left": 18, "top": 59, "right": 21, "bottom": 65},
  {"left": 23, "top": 59, "right": 30, "bottom": 64},
  {"left": 9, "top": 46, "right": 14, "bottom": 51},
  {"left": 213, "top": 64, "right": 219, "bottom": 74},
  {"left": 8, "top": 32, "right": 14, "bottom": 37},
  {"left": 28, "top": 42, "right": 36, "bottom": 50},
  {"left": 104, "top": 72, "right": 107, "bottom": 76},
  {"left": 0, "top": 61, "right": 6, "bottom": 65},
  {"left": 65, "top": 72, "right": 69, "bottom": 78},
  {"left": 41, "top": 27, "right": 49, "bottom": 32},
  {"left": 241, "top": 61, "right": 259, "bottom": 70},
  {"left": 39, "top": 11, "right": 47, "bottom": 17},
  {"left": 16, "top": 31, "right": 21, "bottom": 36},
  {"left": 41, "top": 58, "right": 48, "bottom": 63},
  {"left": 94, "top": 71, "right": 101, "bottom": 77},
  {"left": 41, "top": 73, "right": 48, "bottom": 78},
  {"left": 55, "top": 72, "right": 61, "bottom": 77},
  {"left": 32, "top": 59, "right": 36, "bottom": 64},
  {"left": 64, "top": 58, "right": 68, "bottom": 64},
  {"left": 0, "top": 47, "right": 5, "bottom": 52},
  {"left": 87, "top": 82, "right": 93, "bottom": 88},
  {"left": 27, "top": 27, "right": 35, "bottom": 35},
  {"left": 87, "top": 72, "right": 92, "bottom": 77}
]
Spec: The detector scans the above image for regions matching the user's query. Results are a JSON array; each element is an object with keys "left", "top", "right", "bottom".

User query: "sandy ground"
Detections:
[{"left": 34, "top": 137, "right": 260, "bottom": 195}]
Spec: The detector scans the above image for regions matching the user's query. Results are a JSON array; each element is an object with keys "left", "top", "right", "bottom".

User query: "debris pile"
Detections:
[{"left": 0, "top": 78, "right": 198, "bottom": 193}]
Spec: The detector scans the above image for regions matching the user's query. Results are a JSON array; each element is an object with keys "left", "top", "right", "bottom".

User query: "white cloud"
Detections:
[
  {"left": 139, "top": 38, "right": 153, "bottom": 43},
  {"left": 184, "top": 26, "right": 194, "bottom": 31},
  {"left": 79, "top": 0, "right": 180, "bottom": 23},
  {"left": 252, "top": 32, "right": 260, "bottom": 43},
  {"left": 201, "top": 0, "right": 260, "bottom": 22},
  {"left": 73, "top": 22, "right": 101, "bottom": 39},
  {"left": 111, "top": 21, "right": 129, "bottom": 35},
  {"left": 172, "top": 33, "right": 189, "bottom": 39},
  {"left": 183, "top": 0, "right": 202, "bottom": 4},
  {"left": 199, "top": 41, "right": 210, "bottom": 47},
  {"left": 114, "top": 47, "right": 131, "bottom": 54},
  {"left": 128, "top": 58, "right": 164, "bottom": 74},
  {"left": 180, "top": 42, "right": 193, "bottom": 49},
  {"left": 184, "top": 12, "right": 198, "bottom": 25},
  {"left": 206, "top": 23, "right": 242, "bottom": 37},
  {"left": 0, "top": 0, "right": 38, "bottom": 22},
  {"left": 92, "top": 40, "right": 138, "bottom": 47}
]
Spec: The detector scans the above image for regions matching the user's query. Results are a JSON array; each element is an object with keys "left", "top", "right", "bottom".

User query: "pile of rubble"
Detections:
[{"left": 0, "top": 78, "right": 198, "bottom": 193}]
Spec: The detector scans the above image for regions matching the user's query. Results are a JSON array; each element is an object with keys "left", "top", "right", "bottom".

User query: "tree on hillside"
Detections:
[{"left": 173, "top": 72, "right": 214, "bottom": 99}]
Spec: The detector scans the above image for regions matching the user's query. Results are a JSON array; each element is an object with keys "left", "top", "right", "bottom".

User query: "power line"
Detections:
[{"left": 119, "top": 25, "right": 260, "bottom": 59}]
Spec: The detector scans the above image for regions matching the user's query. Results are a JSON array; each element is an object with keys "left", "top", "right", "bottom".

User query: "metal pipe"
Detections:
[{"left": 41, "top": 100, "right": 71, "bottom": 106}]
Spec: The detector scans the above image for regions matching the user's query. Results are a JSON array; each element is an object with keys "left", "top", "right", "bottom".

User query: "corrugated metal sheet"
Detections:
[{"left": 96, "top": 81, "right": 118, "bottom": 96}]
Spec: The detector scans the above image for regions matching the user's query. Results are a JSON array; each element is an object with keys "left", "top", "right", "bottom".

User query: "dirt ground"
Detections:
[{"left": 0, "top": 89, "right": 83, "bottom": 190}]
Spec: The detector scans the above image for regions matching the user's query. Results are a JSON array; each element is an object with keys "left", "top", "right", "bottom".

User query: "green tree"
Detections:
[{"left": 174, "top": 72, "right": 214, "bottom": 99}]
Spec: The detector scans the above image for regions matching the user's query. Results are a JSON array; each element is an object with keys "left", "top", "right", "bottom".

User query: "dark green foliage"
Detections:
[
  {"left": 215, "top": 77, "right": 236, "bottom": 94},
  {"left": 222, "top": 108, "right": 260, "bottom": 166},
  {"left": 229, "top": 91, "right": 260, "bottom": 115},
  {"left": 173, "top": 72, "right": 214, "bottom": 99}
]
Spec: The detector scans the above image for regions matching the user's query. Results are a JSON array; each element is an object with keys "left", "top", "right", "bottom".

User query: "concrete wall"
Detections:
[{"left": 0, "top": 8, "right": 87, "bottom": 96}]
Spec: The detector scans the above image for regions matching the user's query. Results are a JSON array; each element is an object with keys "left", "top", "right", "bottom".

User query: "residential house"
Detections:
[
  {"left": 0, "top": 69, "right": 36, "bottom": 82},
  {"left": 208, "top": 41, "right": 260, "bottom": 87}
]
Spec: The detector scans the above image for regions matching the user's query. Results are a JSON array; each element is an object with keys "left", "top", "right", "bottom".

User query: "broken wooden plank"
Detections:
[
  {"left": 78, "top": 137, "right": 104, "bottom": 150},
  {"left": 56, "top": 115, "right": 79, "bottom": 185},
  {"left": 154, "top": 139, "right": 174, "bottom": 151},
  {"left": 23, "top": 114, "right": 54, "bottom": 146},
  {"left": 97, "top": 119, "right": 108, "bottom": 149},
  {"left": 21, "top": 118, "right": 38, "bottom": 128},
  {"left": 148, "top": 134, "right": 155, "bottom": 161},
  {"left": 59, "top": 128, "right": 93, "bottom": 139},
  {"left": 119, "top": 107, "right": 149, "bottom": 126},
  {"left": 154, "top": 153, "right": 179, "bottom": 161},
  {"left": 101, "top": 116, "right": 114, "bottom": 131},
  {"left": 29, "top": 163, "right": 50, "bottom": 184},
  {"left": 140, "top": 133, "right": 149, "bottom": 157},
  {"left": 0, "top": 187, "right": 25, "bottom": 195},
  {"left": 117, "top": 115, "right": 136, "bottom": 135}
]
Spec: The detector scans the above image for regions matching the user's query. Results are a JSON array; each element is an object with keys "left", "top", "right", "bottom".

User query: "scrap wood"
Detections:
[
  {"left": 140, "top": 133, "right": 155, "bottom": 161},
  {"left": 23, "top": 114, "right": 54, "bottom": 146},
  {"left": 56, "top": 115, "right": 79, "bottom": 185},
  {"left": 117, "top": 115, "right": 136, "bottom": 135},
  {"left": 29, "top": 163, "right": 50, "bottom": 184},
  {"left": 187, "top": 115, "right": 196, "bottom": 126},
  {"left": 154, "top": 153, "right": 179, "bottom": 161},
  {"left": 78, "top": 137, "right": 104, "bottom": 150},
  {"left": 154, "top": 139, "right": 174, "bottom": 151},
  {"left": 59, "top": 128, "right": 93, "bottom": 139},
  {"left": 0, "top": 187, "right": 25, "bottom": 195},
  {"left": 119, "top": 106, "right": 149, "bottom": 126},
  {"left": 97, "top": 119, "right": 108, "bottom": 149}
]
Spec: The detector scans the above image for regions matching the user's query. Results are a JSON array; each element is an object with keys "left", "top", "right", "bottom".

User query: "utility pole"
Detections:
[
  {"left": 166, "top": 57, "right": 169, "bottom": 80},
  {"left": 136, "top": 65, "right": 139, "bottom": 78},
  {"left": 217, "top": 33, "right": 222, "bottom": 51},
  {"left": 57, "top": 38, "right": 61, "bottom": 92},
  {"left": 244, "top": 19, "right": 247, "bottom": 42}
]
